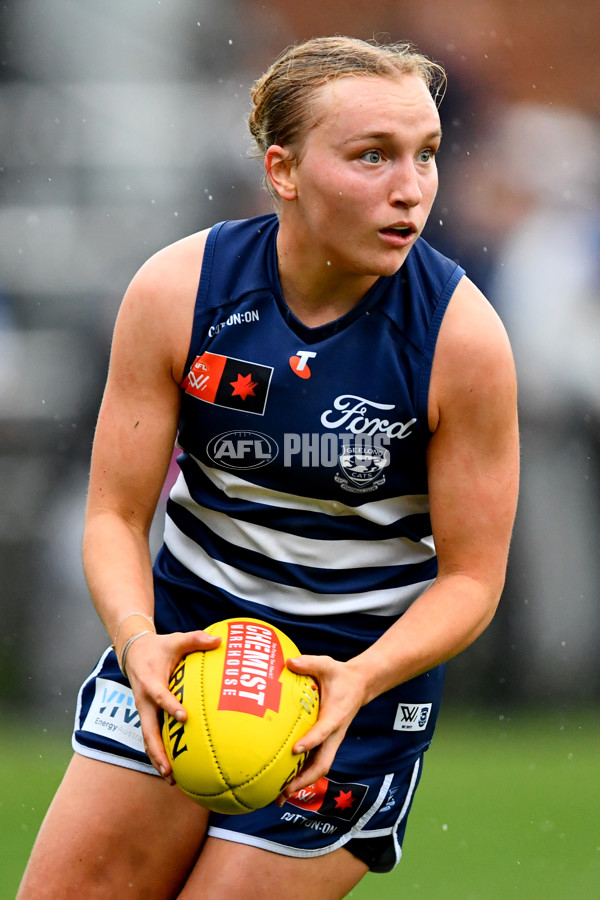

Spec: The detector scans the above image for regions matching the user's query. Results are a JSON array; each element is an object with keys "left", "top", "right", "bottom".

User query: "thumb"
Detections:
[
  {"left": 286, "top": 654, "right": 323, "bottom": 679},
  {"left": 285, "top": 653, "right": 332, "bottom": 680},
  {"left": 174, "top": 629, "right": 221, "bottom": 656}
]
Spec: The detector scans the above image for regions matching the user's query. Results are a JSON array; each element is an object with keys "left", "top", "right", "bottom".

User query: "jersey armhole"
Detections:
[
  {"left": 179, "top": 220, "right": 226, "bottom": 384},
  {"left": 416, "top": 267, "right": 465, "bottom": 429}
]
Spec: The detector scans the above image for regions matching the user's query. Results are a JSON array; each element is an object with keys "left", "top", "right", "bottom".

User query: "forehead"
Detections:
[{"left": 310, "top": 73, "right": 440, "bottom": 140}]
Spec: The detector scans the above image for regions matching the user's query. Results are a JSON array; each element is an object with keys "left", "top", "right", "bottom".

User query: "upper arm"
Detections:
[
  {"left": 86, "top": 230, "right": 210, "bottom": 532},
  {"left": 427, "top": 276, "right": 519, "bottom": 595}
]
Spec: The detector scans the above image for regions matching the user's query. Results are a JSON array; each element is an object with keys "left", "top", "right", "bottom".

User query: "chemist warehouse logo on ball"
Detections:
[{"left": 218, "top": 621, "right": 285, "bottom": 717}]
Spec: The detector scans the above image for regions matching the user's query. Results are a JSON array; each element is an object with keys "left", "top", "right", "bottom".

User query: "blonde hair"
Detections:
[{"left": 248, "top": 35, "right": 446, "bottom": 164}]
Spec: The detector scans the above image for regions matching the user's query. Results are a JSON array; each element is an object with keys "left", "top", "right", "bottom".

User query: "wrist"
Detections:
[
  {"left": 118, "top": 630, "right": 155, "bottom": 680},
  {"left": 112, "top": 611, "right": 156, "bottom": 662},
  {"left": 344, "top": 649, "right": 394, "bottom": 708}
]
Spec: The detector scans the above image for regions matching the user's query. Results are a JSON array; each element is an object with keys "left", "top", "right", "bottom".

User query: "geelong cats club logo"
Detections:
[{"left": 335, "top": 444, "right": 390, "bottom": 493}]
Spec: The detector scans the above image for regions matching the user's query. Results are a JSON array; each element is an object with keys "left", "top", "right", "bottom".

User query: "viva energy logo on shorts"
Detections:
[
  {"left": 182, "top": 351, "right": 273, "bottom": 415},
  {"left": 81, "top": 676, "right": 145, "bottom": 753},
  {"left": 218, "top": 621, "right": 284, "bottom": 717},
  {"left": 287, "top": 776, "right": 368, "bottom": 822}
]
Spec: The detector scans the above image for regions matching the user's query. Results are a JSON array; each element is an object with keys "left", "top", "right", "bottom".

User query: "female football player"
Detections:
[{"left": 18, "top": 36, "right": 518, "bottom": 899}]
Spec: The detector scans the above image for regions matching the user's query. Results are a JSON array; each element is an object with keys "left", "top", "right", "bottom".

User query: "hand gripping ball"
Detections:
[{"left": 162, "top": 618, "right": 319, "bottom": 814}]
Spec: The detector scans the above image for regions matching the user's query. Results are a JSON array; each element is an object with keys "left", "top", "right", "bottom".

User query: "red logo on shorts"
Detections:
[{"left": 287, "top": 776, "right": 368, "bottom": 821}]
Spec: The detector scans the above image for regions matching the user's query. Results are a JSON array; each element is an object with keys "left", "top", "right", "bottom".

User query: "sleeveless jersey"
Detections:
[{"left": 153, "top": 212, "right": 464, "bottom": 773}]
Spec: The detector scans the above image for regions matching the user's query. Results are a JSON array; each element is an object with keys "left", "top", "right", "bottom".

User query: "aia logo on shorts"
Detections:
[
  {"left": 182, "top": 352, "right": 273, "bottom": 415},
  {"left": 287, "top": 776, "right": 368, "bottom": 822}
]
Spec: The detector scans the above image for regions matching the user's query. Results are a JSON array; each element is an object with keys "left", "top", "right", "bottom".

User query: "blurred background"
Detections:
[{"left": 1, "top": 0, "right": 599, "bottom": 730}]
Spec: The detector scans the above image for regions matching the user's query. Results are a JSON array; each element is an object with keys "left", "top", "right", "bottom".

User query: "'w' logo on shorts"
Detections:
[{"left": 393, "top": 702, "right": 432, "bottom": 732}]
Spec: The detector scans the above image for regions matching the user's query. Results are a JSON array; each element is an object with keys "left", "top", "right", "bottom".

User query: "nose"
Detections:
[{"left": 388, "top": 160, "right": 422, "bottom": 208}]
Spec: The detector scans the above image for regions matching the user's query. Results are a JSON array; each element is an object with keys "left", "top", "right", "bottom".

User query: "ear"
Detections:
[{"left": 265, "top": 145, "right": 298, "bottom": 201}]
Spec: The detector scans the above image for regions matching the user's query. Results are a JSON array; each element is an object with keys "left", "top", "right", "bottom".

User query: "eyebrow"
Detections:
[{"left": 341, "top": 129, "right": 443, "bottom": 146}]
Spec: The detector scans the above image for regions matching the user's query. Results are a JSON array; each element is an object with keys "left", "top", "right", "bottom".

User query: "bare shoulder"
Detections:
[
  {"left": 130, "top": 228, "right": 211, "bottom": 302},
  {"left": 428, "top": 276, "right": 517, "bottom": 432},
  {"left": 114, "top": 228, "right": 211, "bottom": 384}
]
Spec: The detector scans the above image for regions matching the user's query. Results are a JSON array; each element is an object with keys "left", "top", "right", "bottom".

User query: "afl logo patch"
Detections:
[
  {"left": 207, "top": 431, "right": 279, "bottom": 470},
  {"left": 182, "top": 352, "right": 273, "bottom": 416}
]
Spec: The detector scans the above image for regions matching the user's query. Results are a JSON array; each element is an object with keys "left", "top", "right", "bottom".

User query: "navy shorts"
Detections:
[
  {"left": 73, "top": 648, "right": 424, "bottom": 873},
  {"left": 207, "top": 758, "right": 422, "bottom": 873}
]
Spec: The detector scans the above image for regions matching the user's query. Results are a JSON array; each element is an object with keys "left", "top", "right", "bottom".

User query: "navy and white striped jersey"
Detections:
[{"left": 152, "top": 212, "right": 464, "bottom": 772}]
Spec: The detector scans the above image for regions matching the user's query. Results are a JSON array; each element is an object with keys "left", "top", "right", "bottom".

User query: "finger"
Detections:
[
  {"left": 286, "top": 654, "right": 327, "bottom": 679},
  {"left": 291, "top": 693, "right": 348, "bottom": 755},
  {"left": 138, "top": 700, "right": 175, "bottom": 782},
  {"left": 292, "top": 718, "right": 331, "bottom": 755},
  {"left": 285, "top": 744, "right": 335, "bottom": 796},
  {"left": 162, "top": 632, "right": 222, "bottom": 720},
  {"left": 173, "top": 629, "right": 222, "bottom": 656},
  {"left": 157, "top": 678, "right": 188, "bottom": 721}
]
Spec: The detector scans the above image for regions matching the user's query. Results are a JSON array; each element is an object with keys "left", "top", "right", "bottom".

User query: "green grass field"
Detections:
[{"left": 3, "top": 707, "right": 599, "bottom": 899}]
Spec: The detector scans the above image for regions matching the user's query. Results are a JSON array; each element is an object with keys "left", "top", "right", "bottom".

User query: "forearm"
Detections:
[
  {"left": 82, "top": 505, "right": 223, "bottom": 780},
  {"left": 348, "top": 573, "right": 502, "bottom": 706},
  {"left": 82, "top": 509, "right": 157, "bottom": 659}
]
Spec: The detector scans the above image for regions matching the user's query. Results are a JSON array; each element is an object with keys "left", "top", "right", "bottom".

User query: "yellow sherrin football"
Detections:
[{"left": 162, "top": 617, "right": 319, "bottom": 814}]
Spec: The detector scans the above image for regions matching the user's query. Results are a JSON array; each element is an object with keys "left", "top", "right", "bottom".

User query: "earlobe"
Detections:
[{"left": 265, "top": 145, "right": 298, "bottom": 201}]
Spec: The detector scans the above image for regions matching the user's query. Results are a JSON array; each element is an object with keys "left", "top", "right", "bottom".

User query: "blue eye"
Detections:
[
  {"left": 418, "top": 148, "right": 434, "bottom": 163},
  {"left": 362, "top": 150, "right": 382, "bottom": 164}
]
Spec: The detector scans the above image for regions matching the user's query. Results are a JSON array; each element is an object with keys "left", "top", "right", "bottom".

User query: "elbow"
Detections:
[{"left": 476, "top": 574, "right": 506, "bottom": 636}]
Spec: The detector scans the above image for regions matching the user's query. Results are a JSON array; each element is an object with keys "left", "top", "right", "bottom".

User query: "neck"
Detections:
[{"left": 276, "top": 230, "right": 377, "bottom": 328}]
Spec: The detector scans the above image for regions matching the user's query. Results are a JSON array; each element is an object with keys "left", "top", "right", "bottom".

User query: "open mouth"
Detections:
[{"left": 380, "top": 224, "right": 414, "bottom": 237}]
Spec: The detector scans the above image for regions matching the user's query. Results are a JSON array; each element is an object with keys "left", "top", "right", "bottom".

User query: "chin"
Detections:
[{"left": 372, "top": 250, "right": 412, "bottom": 277}]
